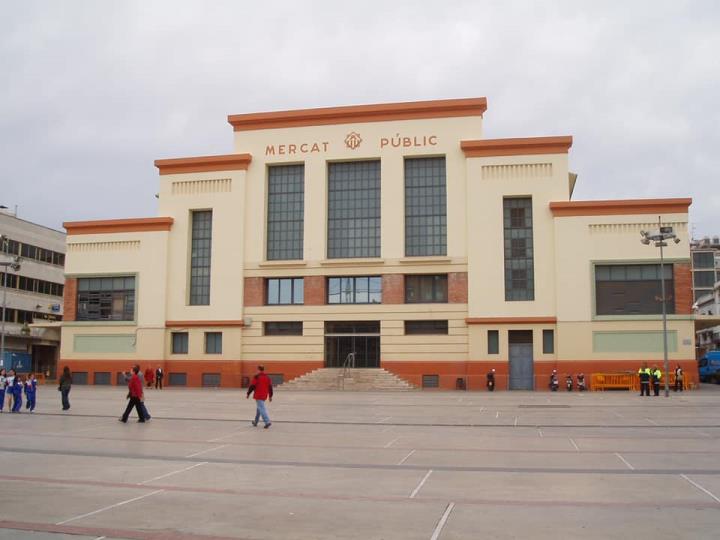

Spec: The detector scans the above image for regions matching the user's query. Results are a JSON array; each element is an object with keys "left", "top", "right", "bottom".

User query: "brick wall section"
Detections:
[
  {"left": 243, "top": 277, "right": 265, "bottom": 307},
  {"left": 673, "top": 262, "right": 693, "bottom": 314},
  {"left": 63, "top": 278, "right": 77, "bottom": 321},
  {"left": 448, "top": 272, "right": 468, "bottom": 303},
  {"left": 382, "top": 274, "right": 405, "bottom": 304},
  {"left": 304, "top": 275, "right": 326, "bottom": 305}
]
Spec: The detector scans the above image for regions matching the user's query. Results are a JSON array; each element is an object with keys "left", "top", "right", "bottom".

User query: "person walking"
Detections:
[
  {"left": 246, "top": 365, "right": 273, "bottom": 428},
  {"left": 674, "top": 364, "right": 684, "bottom": 392},
  {"left": 120, "top": 365, "right": 147, "bottom": 423},
  {"left": 24, "top": 373, "right": 37, "bottom": 412},
  {"left": 638, "top": 363, "right": 651, "bottom": 396},
  {"left": 58, "top": 366, "right": 72, "bottom": 410},
  {"left": 155, "top": 366, "right": 164, "bottom": 389},
  {"left": 652, "top": 365, "right": 662, "bottom": 396},
  {"left": 11, "top": 373, "right": 23, "bottom": 412},
  {"left": 5, "top": 368, "right": 15, "bottom": 410}
]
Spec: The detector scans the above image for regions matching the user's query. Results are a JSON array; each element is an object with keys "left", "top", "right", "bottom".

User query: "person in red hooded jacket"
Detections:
[
  {"left": 120, "top": 365, "right": 147, "bottom": 423},
  {"left": 246, "top": 365, "right": 273, "bottom": 428}
]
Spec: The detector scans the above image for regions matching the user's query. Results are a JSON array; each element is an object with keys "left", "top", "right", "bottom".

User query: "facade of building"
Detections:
[
  {"left": 1, "top": 208, "right": 65, "bottom": 377},
  {"left": 692, "top": 237, "right": 720, "bottom": 355},
  {"left": 60, "top": 97, "right": 696, "bottom": 389}
]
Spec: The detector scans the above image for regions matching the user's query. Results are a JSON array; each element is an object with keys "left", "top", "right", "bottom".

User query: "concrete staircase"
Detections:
[{"left": 282, "top": 368, "right": 416, "bottom": 391}]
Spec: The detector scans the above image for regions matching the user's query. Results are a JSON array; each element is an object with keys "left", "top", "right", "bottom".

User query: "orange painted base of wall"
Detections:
[
  {"left": 58, "top": 358, "right": 699, "bottom": 391},
  {"left": 58, "top": 359, "right": 323, "bottom": 388}
]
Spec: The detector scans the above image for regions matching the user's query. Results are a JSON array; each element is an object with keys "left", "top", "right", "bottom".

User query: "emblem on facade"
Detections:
[{"left": 344, "top": 131, "right": 362, "bottom": 150}]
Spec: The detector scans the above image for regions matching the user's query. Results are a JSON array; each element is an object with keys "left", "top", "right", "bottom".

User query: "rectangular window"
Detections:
[
  {"left": 404, "top": 320, "right": 449, "bottom": 335},
  {"left": 264, "top": 322, "right": 303, "bottom": 336},
  {"left": 76, "top": 276, "right": 135, "bottom": 321},
  {"left": 202, "top": 373, "right": 221, "bottom": 387},
  {"left": 172, "top": 332, "right": 189, "bottom": 354},
  {"left": 422, "top": 374, "right": 439, "bottom": 388},
  {"left": 405, "top": 157, "right": 447, "bottom": 256},
  {"left": 595, "top": 264, "right": 675, "bottom": 315},
  {"left": 327, "top": 276, "right": 381, "bottom": 304},
  {"left": 693, "top": 251, "right": 715, "bottom": 269},
  {"left": 405, "top": 274, "right": 448, "bottom": 303},
  {"left": 168, "top": 372, "right": 187, "bottom": 386},
  {"left": 266, "top": 277, "right": 304, "bottom": 305},
  {"left": 205, "top": 332, "right": 222, "bottom": 354},
  {"left": 542, "top": 329, "right": 554, "bottom": 354},
  {"left": 327, "top": 161, "right": 380, "bottom": 258},
  {"left": 488, "top": 330, "right": 499, "bottom": 354},
  {"left": 503, "top": 197, "right": 534, "bottom": 301},
  {"left": 267, "top": 164, "right": 304, "bottom": 261},
  {"left": 93, "top": 372, "right": 111, "bottom": 385},
  {"left": 190, "top": 210, "right": 212, "bottom": 305},
  {"left": 694, "top": 270, "right": 716, "bottom": 288}
]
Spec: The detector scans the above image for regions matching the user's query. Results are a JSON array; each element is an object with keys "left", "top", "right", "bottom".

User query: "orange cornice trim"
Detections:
[
  {"left": 64, "top": 217, "right": 173, "bottom": 235},
  {"left": 460, "top": 136, "right": 573, "bottom": 157},
  {"left": 549, "top": 198, "right": 692, "bottom": 217},
  {"left": 166, "top": 320, "right": 245, "bottom": 328},
  {"left": 466, "top": 317, "right": 558, "bottom": 325},
  {"left": 154, "top": 154, "right": 252, "bottom": 175},
  {"left": 228, "top": 97, "right": 488, "bottom": 131}
]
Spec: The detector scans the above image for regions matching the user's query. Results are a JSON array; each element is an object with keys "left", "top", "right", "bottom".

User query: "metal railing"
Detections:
[{"left": 340, "top": 352, "right": 356, "bottom": 390}]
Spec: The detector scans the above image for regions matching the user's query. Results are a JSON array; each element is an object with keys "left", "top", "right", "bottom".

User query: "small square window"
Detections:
[
  {"left": 169, "top": 372, "right": 187, "bottom": 386},
  {"left": 422, "top": 374, "right": 439, "bottom": 388},
  {"left": 205, "top": 332, "right": 222, "bottom": 354},
  {"left": 172, "top": 332, "right": 189, "bottom": 354},
  {"left": 542, "top": 329, "right": 554, "bottom": 354}
]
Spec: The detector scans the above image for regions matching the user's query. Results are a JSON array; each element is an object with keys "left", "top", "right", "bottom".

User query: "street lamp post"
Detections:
[
  {"left": 0, "top": 235, "right": 22, "bottom": 370},
  {"left": 640, "top": 217, "right": 681, "bottom": 398}
]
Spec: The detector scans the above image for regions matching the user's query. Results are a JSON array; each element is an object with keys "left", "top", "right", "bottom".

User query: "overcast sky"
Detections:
[{"left": 1, "top": 1, "right": 718, "bottom": 237}]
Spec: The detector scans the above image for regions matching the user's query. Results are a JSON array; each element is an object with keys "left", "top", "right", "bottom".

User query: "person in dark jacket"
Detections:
[
  {"left": 638, "top": 363, "right": 651, "bottom": 397},
  {"left": 155, "top": 367, "right": 164, "bottom": 389},
  {"left": 246, "top": 365, "right": 273, "bottom": 428},
  {"left": 120, "top": 365, "right": 146, "bottom": 423},
  {"left": 59, "top": 366, "right": 72, "bottom": 410},
  {"left": 486, "top": 369, "right": 496, "bottom": 391}
]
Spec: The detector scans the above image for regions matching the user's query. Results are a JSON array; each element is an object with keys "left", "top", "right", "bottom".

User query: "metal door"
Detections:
[{"left": 509, "top": 343, "right": 534, "bottom": 390}]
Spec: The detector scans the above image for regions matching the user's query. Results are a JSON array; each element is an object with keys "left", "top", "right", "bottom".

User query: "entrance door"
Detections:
[
  {"left": 508, "top": 330, "right": 534, "bottom": 390},
  {"left": 324, "top": 321, "right": 380, "bottom": 368}
]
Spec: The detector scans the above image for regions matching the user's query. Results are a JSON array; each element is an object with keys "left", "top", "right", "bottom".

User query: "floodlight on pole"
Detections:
[{"left": 639, "top": 217, "right": 680, "bottom": 398}]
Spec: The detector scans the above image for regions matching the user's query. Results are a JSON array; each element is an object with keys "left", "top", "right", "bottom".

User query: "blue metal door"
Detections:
[{"left": 509, "top": 343, "right": 534, "bottom": 390}]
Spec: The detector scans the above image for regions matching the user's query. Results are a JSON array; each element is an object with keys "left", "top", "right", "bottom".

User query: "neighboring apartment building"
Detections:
[
  {"left": 60, "top": 97, "right": 696, "bottom": 390},
  {"left": 0, "top": 207, "right": 65, "bottom": 377},
  {"left": 692, "top": 237, "right": 720, "bottom": 356}
]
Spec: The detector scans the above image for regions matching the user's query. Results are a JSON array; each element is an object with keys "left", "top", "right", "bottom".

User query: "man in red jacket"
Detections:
[
  {"left": 246, "top": 365, "right": 273, "bottom": 428},
  {"left": 120, "top": 365, "right": 146, "bottom": 423}
]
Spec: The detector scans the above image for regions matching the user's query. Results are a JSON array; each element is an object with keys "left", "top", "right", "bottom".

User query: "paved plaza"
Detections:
[{"left": 1, "top": 384, "right": 719, "bottom": 539}]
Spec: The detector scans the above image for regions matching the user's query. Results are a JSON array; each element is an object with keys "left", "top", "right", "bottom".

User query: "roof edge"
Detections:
[
  {"left": 461, "top": 136, "right": 573, "bottom": 157},
  {"left": 154, "top": 154, "right": 252, "bottom": 175},
  {"left": 549, "top": 198, "right": 693, "bottom": 217},
  {"left": 64, "top": 217, "right": 174, "bottom": 235}
]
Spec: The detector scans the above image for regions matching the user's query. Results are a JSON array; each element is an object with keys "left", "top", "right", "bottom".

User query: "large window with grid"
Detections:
[
  {"left": 503, "top": 197, "right": 534, "bottom": 301},
  {"left": 405, "top": 274, "right": 448, "bottom": 303},
  {"left": 327, "top": 161, "right": 380, "bottom": 259},
  {"left": 76, "top": 276, "right": 135, "bottom": 321},
  {"left": 267, "top": 165, "right": 304, "bottom": 260},
  {"left": 405, "top": 157, "right": 447, "bottom": 256},
  {"left": 266, "top": 278, "right": 304, "bottom": 305},
  {"left": 595, "top": 264, "right": 675, "bottom": 315},
  {"left": 190, "top": 210, "right": 212, "bottom": 305},
  {"left": 327, "top": 276, "right": 381, "bottom": 304}
]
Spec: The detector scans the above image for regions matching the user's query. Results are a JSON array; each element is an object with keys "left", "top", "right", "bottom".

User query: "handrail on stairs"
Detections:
[{"left": 340, "top": 352, "right": 356, "bottom": 390}]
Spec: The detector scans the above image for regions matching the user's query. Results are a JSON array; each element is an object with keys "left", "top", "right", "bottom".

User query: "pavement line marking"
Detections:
[
  {"left": 478, "top": 407, "right": 484, "bottom": 413},
  {"left": 376, "top": 416, "right": 392, "bottom": 424},
  {"left": 537, "top": 428, "right": 543, "bottom": 438},
  {"left": 613, "top": 412, "right": 624, "bottom": 418},
  {"left": 615, "top": 453, "right": 635, "bottom": 470},
  {"left": 430, "top": 502, "right": 455, "bottom": 540},
  {"left": 398, "top": 449, "right": 416, "bottom": 465},
  {"left": 139, "top": 462, "right": 208, "bottom": 485},
  {"left": 94, "top": 537, "right": 106, "bottom": 540},
  {"left": 496, "top": 411, "right": 500, "bottom": 419},
  {"left": 380, "top": 425, "right": 393, "bottom": 433},
  {"left": 645, "top": 418, "right": 659, "bottom": 426},
  {"left": 55, "top": 489, "right": 164, "bottom": 525},
  {"left": 681, "top": 474, "right": 720, "bottom": 504},
  {"left": 208, "top": 426, "right": 251, "bottom": 442},
  {"left": 570, "top": 438, "right": 580, "bottom": 451},
  {"left": 514, "top": 417, "right": 518, "bottom": 427},
  {"left": 409, "top": 469, "right": 433, "bottom": 498},
  {"left": 185, "top": 445, "right": 228, "bottom": 458},
  {"left": 384, "top": 437, "right": 401, "bottom": 448}
]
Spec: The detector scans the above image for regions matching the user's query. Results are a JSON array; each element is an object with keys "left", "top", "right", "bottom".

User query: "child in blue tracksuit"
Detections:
[
  {"left": 24, "top": 373, "right": 37, "bottom": 412},
  {"left": 11, "top": 372, "right": 23, "bottom": 413},
  {"left": 0, "top": 368, "right": 6, "bottom": 412}
]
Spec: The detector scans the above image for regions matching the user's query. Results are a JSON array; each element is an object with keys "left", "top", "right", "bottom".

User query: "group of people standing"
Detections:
[
  {"left": 638, "top": 363, "right": 684, "bottom": 396},
  {"left": 0, "top": 368, "right": 38, "bottom": 412},
  {"left": 142, "top": 366, "right": 164, "bottom": 389}
]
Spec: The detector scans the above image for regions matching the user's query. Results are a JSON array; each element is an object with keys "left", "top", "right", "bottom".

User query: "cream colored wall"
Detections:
[
  {"left": 157, "top": 170, "right": 247, "bottom": 323},
  {"left": 467, "top": 324, "right": 557, "bottom": 362},
  {"left": 553, "top": 213, "right": 690, "bottom": 323},
  {"left": 166, "top": 327, "right": 242, "bottom": 359},
  {"left": 465, "top": 154, "right": 570, "bottom": 318},
  {"left": 63, "top": 230, "right": 169, "bottom": 360},
  {"left": 236, "top": 116, "right": 481, "bottom": 265}
]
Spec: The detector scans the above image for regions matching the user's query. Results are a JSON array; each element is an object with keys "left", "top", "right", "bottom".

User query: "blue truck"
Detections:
[{"left": 698, "top": 351, "right": 720, "bottom": 383}]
